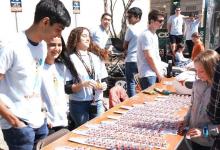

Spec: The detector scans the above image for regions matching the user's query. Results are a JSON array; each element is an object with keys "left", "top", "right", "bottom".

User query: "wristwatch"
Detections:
[{"left": 203, "top": 126, "right": 209, "bottom": 138}]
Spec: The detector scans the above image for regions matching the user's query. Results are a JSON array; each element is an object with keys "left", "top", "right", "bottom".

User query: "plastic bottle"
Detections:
[{"left": 167, "top": 60, "right": 172, "bottom": 78}]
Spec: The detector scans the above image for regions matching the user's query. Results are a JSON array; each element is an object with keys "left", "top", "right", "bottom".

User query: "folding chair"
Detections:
[{"left": 36, "top": 128, "right": 70, "bottom": 150}]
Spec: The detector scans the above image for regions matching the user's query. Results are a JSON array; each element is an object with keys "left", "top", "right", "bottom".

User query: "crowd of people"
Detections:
[{"left": 0, "top": 0, "right": 220, "bottom": 150}]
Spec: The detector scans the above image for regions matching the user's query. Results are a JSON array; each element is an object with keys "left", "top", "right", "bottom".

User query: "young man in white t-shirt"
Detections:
[
  {"left": 137, "top": 10, "right": 165, "bottom": 90},
  {"left": 123, "top": 7, "right": 143, "bottom": 97},
  {"left": 0, "top": 0, "right": 71, "bottom": 149},
  {"left": 167, "top": 6, "right": 185, "bottom": 56}
]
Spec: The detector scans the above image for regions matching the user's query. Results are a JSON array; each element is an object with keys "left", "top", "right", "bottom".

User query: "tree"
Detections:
[{"left": 104, "top": 0, "right": 135, "bottom": 41}]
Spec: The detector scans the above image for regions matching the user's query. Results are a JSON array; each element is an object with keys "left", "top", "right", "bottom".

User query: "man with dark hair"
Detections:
[
  {"left": 137, "top": 10, "right": 165, "bottom": 90},
  {"left": 123, "top": 7, "right": 143, "bottom": 97},
  {"left": 167, "top": 6, "right": 185, "bottom": 56},
  {"left": 91, "top": 13, "right": 112, "bottom": 49},
  {"left": 0, "top": 0, "right": 70, "bottom": 149}
]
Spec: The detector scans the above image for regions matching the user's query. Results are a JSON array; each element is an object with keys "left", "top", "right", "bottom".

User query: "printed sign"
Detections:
[
  {"left": 73, "top": 0, "right": 80, "bottom": 14},
  {"left": 10, "top": 0, "right": 22, "bottom": 12}
]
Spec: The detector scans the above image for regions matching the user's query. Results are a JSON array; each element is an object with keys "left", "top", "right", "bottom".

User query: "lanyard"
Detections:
[
  {"left": 75, "top": 51, "right": 95, "bottom": 80},
  {"left": 75, "top": 51, "right": 96, "bottom": 99}
]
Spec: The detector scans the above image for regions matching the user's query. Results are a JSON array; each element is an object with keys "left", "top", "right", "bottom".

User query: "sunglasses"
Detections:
[
  {"left": 176, "top": 9, "right": 181, "bottom": 11},
  {"left": 157, "top": 19, "right": 164, "bottom": 23},
  {"left": 127, "top": 15, "right": 133, "bottom": 19}
]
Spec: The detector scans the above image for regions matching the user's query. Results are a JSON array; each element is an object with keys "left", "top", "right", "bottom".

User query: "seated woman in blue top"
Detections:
[{"left": 175, "top": 43, "right": 191, "bottom": 67}]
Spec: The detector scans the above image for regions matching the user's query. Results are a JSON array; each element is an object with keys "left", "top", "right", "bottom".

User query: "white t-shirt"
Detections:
[
  {"left": 185, "top": 19, "right": 200, "bottom": 40},
  {"left": 41, "top": 63, "right": 70, "bottom": 127},
  {"left": 168, "top": 14, "right": 184, "bottom": 35},
  {"left": 91, "top": 25, "right": 110, "bottom": 49},
  {"left": 0, "top": 32, "right": 47, "bottom": 129},
  {"left": 137, "top": 29, "right": 163, "bottom": 78},
  {"left": 69, "top": 50, "right": 108, "bottom": 101},
  {"left": 124, "top": 23, "right": 144, "bottom": 62}
]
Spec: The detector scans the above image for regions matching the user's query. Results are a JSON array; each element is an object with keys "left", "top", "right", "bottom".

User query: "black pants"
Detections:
[
  {"left": 211, "top": 138, "right": 220, "bottom": 150},
  {"left": 186, "top": 40, "right": 194, "bottom": 58},
  {"left": 191, "top": 141, "right": 210, "bottom": 150},
  {"left": 48, "top": 126, "right": 67, "bottom": 135}
]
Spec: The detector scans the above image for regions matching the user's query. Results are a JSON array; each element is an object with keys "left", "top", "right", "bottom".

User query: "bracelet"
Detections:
[{"left": 203, "top": 126, "right": 209, "bottom": 138}]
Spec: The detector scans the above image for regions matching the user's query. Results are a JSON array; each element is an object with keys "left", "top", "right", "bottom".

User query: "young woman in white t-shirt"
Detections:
[
  {"left": 65, "top": 27, "right": 108, "bottom": 129},
  {"left": 41, "top": 36, "right": 70, "bottom": 134}
]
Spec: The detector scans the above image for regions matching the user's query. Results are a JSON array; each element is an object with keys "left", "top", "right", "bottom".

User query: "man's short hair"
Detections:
[
  {"left": 127, "top": 7, "right": 142, "bottom": 19},
  {"left": 175, "top": 6, "right": 181, "bottom": 10},
  {"left": 148, "top": 10, "right": 164, "bottom": 24},
  {"left": 101, "top": 13, "right": 112, "bottom": 20},
  {"left": 34, "top": 0, "right": 71, "bottom": 27}
]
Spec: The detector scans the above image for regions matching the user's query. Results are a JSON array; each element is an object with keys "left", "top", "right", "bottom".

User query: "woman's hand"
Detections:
[
  {"left": 82, "top": 80, "right": 97, "bottom": 88},
  {"left": 96, "top": 82, "right": 107, "bottom": 91},
  {"left": 13, "top": 119, "right": 27, "bottom": 128},
  {"left": 82, "top": 80, "right": 107, "bottom": 91},
  {"left": 186, "top": 128, "right": 202, "bottom": 138}
]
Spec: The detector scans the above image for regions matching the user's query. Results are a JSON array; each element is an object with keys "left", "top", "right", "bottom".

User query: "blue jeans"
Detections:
[
  {"left": 69, "top": 100, "right": 104, "bottom": 129},
  {"left": 2, "top": 119, "right": 48, "bottom": 150},
  {"left": 140, "top": 76, "right": 157, "bottom": 90},
  {"left": 125, "top": 62, "right": 138, "bottom": 97}
]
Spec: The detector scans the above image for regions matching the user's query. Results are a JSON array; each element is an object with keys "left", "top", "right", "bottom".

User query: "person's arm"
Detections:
[
  {"left": 65, "top": 80, "right": 97, "bottom": 94},
  {"left": 143, "top": 50, "right": 163, "bottom": 82},
  {"left": 0, "top": 99, "right": 25, "bottom": 128},
  {"left": 200, "top": 44, "right": 205, "bottom": 52},
  {"left": 167, "top": 16, "right": 172, "bottom": 33},
  {"left": 70, "top": 81, "right": 89, "bottom": 93},
  {"left": 0, "top": 74, "right": 4, "bottom": 80},
  {"left": 183, "top": 16, "right": 189, "bottom": 19},
  {"left": 0, "top": 74, "right": 25, "bottom": 127},
  {"left": 123, "top": 28, "right": 132, "bottom": 56},
  {"left": 123, "top": 41, "right": 129, "bottom": 51},
  {"left": 123, "top": 41, "right": 129, "bottom": 56},
  {"left": 196, "top": 14, "right": 203, "bottom": 22},
  {"left": 167, "top": 23, "right": 171, "bottom": 33},
  {"left": 0, "top": 48, "right": 25, "bottom": 127},
  {"left": 182, "top": 20, "right": 186, "bottom": 35},
  {"left": 191, "top": 46, "right": 196, "bottom": 60}
]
